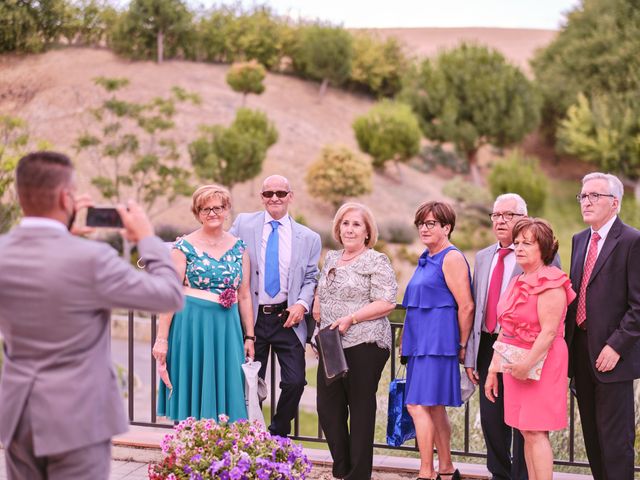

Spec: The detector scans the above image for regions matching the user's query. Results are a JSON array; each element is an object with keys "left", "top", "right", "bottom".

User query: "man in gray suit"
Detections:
[
  {"left": 230, "top": 174, "right": 320, "bottom": 437},
  {"left": 0, "top": 151, "right": 184, "bottom": 479},
  {"left": 464, "top": 193, "right": 529, "bottom": 480}
]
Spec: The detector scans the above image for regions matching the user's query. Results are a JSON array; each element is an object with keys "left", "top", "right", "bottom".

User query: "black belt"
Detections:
[
  {"left": 259, "top": 302, "right": 288, "bottom": 315},
  {"left": 481, "top": 331, "right": 500, "bottom": 341}
]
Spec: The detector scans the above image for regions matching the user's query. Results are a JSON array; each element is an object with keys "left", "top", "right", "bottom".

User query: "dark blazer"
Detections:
[{"left": 565, "top": 216, "right": 640, "bottom": 383}]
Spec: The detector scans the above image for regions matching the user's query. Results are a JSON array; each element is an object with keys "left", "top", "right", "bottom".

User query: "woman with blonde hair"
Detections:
[{"left": 153, "top": 184, "right": 255, "bottom": 421}]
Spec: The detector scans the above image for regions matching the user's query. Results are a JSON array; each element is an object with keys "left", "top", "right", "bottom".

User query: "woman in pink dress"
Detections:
[{"left": 485, "top": 218, "right": 576, "bottom": 480}]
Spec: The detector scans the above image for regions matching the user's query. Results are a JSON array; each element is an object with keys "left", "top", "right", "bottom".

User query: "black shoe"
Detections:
[{"left": 436, "top": 469, "right": 461, "bottom": 480}]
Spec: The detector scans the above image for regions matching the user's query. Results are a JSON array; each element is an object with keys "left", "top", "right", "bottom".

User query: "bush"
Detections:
[
  {"left": 397, "top": 245, "right": 420, "bottom": 265},
  {"left": 379, "top": 220, "right": 415, "bottom": 245},
  {"left": 155, "top": 224, "right": 190, "bottom": 242},
  {"left": 317, "top": 228, "right": 340, "bottom": 251},
  {"left": 353, "top": 100, "right": 421, "bottom": 169},
  {"left": 488, "top": 150, "right": 548, "bottom": 216},
  {"left": 149, "top": 416, "right": 312, "bottom": 479},
  {"left": 305, "top": 145, "right": 372, "bottom": 209},
  {"left": 226, "top": 60, "right": 266, "bottom": 103},
  {"left": 410, "top": 145, "right": 469, "bottom": 174}
]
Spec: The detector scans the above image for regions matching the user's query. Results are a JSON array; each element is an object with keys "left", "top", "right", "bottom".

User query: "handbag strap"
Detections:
[{"left": 395, "top": 364, "right": 406, "bottom": 380}]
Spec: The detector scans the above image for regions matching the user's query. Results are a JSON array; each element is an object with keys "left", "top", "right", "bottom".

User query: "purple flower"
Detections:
[{"left": 219, "top": 288, "right": 237, "bottom": 308}]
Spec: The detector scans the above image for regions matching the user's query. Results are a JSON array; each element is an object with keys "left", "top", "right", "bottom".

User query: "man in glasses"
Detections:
[
  {"left": 230, "top": 174, "right": 321, "bottom": 437},
  {"left": 464, "top": 193, "right": 530, "bottom": 480},
  {"left": 565, "top": 172, "right": 640, "bottom": 480},
  {"left": 0, "top": 152, "right": 184, "bottom": 479}
]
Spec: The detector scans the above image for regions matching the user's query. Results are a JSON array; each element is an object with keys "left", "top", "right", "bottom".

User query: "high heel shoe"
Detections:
[{"left": 436, "top": 469, "right": 461, "bottom": 480}]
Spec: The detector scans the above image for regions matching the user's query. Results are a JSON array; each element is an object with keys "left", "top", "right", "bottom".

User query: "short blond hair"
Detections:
[
  {"left": 191, "top": 184, "right": 231, "bottom": 220},
  {"left": 332, "top": 202, "right": 378, "bottom": 248}
]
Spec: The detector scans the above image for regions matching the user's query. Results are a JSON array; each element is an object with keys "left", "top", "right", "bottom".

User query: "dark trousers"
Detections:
[
  {"left": 477, "top": 332, "right": 527, "bottom": 480},
  {"left": 5, "top": 403, "right": 111, "bottom": 480},
  {"left": 254, "top": 308, "right": 306, "bottom": 437},
  {"left": 572, "top": 327, "right": 636, "bottom": 480},
  {"left": 317, "top": 342, "right": 389, "bottom": 480}
]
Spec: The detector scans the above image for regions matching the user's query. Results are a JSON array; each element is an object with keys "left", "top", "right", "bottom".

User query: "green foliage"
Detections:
[
  {"left": 305, "top": 145, "right": 372, "bottom": 208},
  {"left": 110, "top": 0, "right": 193, "bottom": 63},
  {"left": 189, "top": 108, "right": 278, "bottom": 191},
  {"left": 353, "top": 100, "right": 421, "bottom": 169},
  {"left": 75, "top": 77, "right": 195, "bottom": 217},
  {"left": 488, "top": 150, "right": 549, "bottom": 216},
  {"left": 531, "top": 0, "right": 640, "bottom": 140},
  {"left": 410, "top": 145, "right": 468, "bottom": 174},
  {"left": 0, "top": 0, "right": 67, "bottom": 53},
  {"left": 292, "top": 24, "right": 352, "bottom": 92},
  {"left": 349, "top": 32, "right": 410, "bottom": 98},
  {"left": 60, "top": 0, "right": 118, "bottom": 46},
  {"left": 226, "top": 60, "right": 267, "bottom": 104},
  {"left": 402, "top": 43, "right": 540, "bottom": 182},
  {"left": 379, "top": 220, "right": 415, "bottom": 245},
  {"left": 558, "top": 92, "right": 640, "bottom": 181}
]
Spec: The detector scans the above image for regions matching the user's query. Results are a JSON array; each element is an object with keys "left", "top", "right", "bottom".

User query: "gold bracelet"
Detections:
[{"left": 350, "top": 314, "right": 358, "bottom": 325}]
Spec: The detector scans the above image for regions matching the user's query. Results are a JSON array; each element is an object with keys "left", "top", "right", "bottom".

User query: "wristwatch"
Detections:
[{"left": 244, "top": 335, "right": 256, "bottom": 342}]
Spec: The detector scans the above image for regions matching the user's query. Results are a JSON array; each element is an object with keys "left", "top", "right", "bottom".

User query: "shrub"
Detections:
[
  {"left": 379, "top": 220, "right": 415, "bottom": 245},
  {"left": 155, "top": 224, "right": 190, "bottom": 242},
  {"left": 149, "top": 416, "right": 312, "bottom": 479},
  {"left": 397, "top": 245, "right": 420, "bottom": 265},
  {"left": 488, "top": 150, "right": 548, "bottom": 216},
  {"left": 353, "top": 100, "right": 421, "bottom": 169},
  {"left": 226, "top": 60, "right": 266, "bottom": 105},
  {"left": 411, "top": 145, "right": 468, "bottom": 174},
  {"left": 305, "top": 145, "right": 372, "bottom": 209},
  {"left": 317, "top": 228, "right": 340, "bottom": 250}
]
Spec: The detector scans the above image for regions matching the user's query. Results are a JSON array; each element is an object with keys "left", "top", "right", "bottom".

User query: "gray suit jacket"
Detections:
[
  {"left": 230, "top": 212, "right": 321, "bottom": 346},
  {"left": 464, "top": 242, "right": 560, "bottom": 370},
  {"left": 0, "top": 225, "right": 184, "bottom": 456}
]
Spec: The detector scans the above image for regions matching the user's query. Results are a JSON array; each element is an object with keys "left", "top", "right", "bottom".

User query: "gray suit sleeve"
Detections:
[
  {"left": 296, "top": 232, "right": 321, "bottom": 307},
  {"left": 92, "top": 236, "right": 184, "bottom": 313}
]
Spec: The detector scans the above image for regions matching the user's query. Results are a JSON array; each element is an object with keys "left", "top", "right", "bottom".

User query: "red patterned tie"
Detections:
[
  {"left": 485, "top": 248, "right": 511, "bottom": 333},
  {"left": 576, "top": 232, "right": 601, "bottom": 328}
]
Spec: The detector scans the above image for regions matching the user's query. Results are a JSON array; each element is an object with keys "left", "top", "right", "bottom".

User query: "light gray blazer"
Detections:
[
  {"left": 230, "top": 212, "right": 321, "bottom": 346},
  {"left": 0, "top": 226, "right": 184, "bottom": 456},
  {"left": 464, "top": 242, "right": 560, "bottom": 370}
]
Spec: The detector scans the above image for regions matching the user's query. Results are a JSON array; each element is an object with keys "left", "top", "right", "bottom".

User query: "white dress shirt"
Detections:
[
  {"left": 586, "top": 214, "right": 617, "bottom": 264},
  {"left": 20, "top": 217, "right": 68, "bottom": 232},
  {"left": 258, "top": 212, "right": 292, "bottom": 305}
]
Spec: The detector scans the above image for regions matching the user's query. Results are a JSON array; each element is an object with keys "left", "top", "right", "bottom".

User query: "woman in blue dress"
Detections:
[
  {"left": 401, "top": 201, "right": 474, "bottom": 480},
  {"left": 153, "top": 184, "right": 255, "bottom": 422}
]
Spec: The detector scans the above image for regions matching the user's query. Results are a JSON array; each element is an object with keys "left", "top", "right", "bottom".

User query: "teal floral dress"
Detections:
[{"left": 157, "top": 237, "right": 248, "bottom": 422}]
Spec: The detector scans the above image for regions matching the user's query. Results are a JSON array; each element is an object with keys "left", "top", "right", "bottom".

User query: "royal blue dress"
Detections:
[
  {"left": 157, "top": 238, "right": 248, "bottom": 421},
  {"left": 401, "top": 246, "right": 467, "bottom": 407}
]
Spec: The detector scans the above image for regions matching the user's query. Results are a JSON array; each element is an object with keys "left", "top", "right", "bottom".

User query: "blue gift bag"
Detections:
[{"left": 386, "top": 372, "right": 416, "bottom": 447}]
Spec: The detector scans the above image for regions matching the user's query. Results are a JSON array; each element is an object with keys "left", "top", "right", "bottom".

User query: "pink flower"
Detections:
[{"left": 219, "top": 288, "right": 237, "bottom": 308}]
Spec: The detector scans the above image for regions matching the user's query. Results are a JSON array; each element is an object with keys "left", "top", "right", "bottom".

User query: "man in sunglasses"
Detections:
[
  {"left": 565, "top": 172, "right": 640, "bottom": 480},
  {"left": 230, "top": 174, "right": 321, "bottom": 437}
]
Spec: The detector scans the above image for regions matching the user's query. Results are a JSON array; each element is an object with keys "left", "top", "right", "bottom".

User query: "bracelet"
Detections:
[
  {"left": 350, "top": 313, "right": 358, "bottom": 325},
  {"left": 459, "top": 343, "right": 467, "bottom": 349},
  {"left": 244, "top": 335, "right": 256, "bottom": 342},
  {"left": 155, "top": 338, "right": 168, "bottom": 344}
]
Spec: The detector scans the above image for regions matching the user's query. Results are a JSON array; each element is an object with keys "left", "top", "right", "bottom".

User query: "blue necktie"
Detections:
[{"left": 265, "top": 220, "right": 280, "bottom": 297}]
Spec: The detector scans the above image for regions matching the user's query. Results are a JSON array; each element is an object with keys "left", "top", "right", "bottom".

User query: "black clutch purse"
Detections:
[{"left": 317, "top": 326, "right": 349, "bottom": 385}]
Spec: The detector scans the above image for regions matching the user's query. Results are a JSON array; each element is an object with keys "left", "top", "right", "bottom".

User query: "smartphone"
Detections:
[{"left": 86, "top": 206, "right": 123, "bottom": 228}]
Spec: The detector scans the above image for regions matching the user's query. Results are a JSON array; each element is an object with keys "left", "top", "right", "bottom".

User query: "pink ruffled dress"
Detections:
[{"left": 496, "top": 266, "right": 576, "bottom": 431}]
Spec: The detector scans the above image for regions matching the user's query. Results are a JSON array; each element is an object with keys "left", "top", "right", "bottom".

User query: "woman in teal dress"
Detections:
[{"left": 153, "top": 184, "right": 255, "bottom": 422}]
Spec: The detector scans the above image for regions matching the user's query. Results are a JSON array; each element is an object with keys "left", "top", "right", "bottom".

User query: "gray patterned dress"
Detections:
[{"left": 317, "top": 249, "right": 397, "bottom": 349}]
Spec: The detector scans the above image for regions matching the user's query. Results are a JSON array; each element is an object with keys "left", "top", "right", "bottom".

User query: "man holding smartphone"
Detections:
[
  {"left": 0, "top": 151, "right": 184, "bottom": 479},
  {"left": 230, "top": 174, "right": 321, "bottom": 437}
]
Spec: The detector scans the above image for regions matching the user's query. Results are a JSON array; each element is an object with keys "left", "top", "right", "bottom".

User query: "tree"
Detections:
[
  {"left": 306, "top": 145, "right": 372, "bottom": 209},
  {"left": 349, "top": 32, "right": 409, "bottom": 98},
  {"left": 488, "top": 150, "right": 548, "bottom": 216},
  {"left": 558, "top": 92, "right": 640, "bottom": 198},
  {"left": 189, "top": 108, "right": 278, "bottom": 195},
  {"left": 0, "top": 0, "right": 66, "bottom": 53},
  {"left": 74, "top": 77, "right": 197, "bottom": 217},
  {"left": 226, "top": 60, "right": 266, "bottom": 106},
  {"left": 110, "top": 0, "right": 192, "bottom": 63},
  {"left": 353, "top": 100, "right": 421, "bottom": 171},
  {"left": 531, "top": 0, "right": 640, "bottom": 141},
  {"left": 292, "top": 24, "right": 352, "bottom": 98},
  {"left": 402, "top": 43, "right": 540, "bottom": 184}
]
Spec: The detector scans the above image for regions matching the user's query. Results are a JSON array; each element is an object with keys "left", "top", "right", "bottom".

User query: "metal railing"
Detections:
[{"left": 122, "top": 310, "right": 638, "bottom": 473}]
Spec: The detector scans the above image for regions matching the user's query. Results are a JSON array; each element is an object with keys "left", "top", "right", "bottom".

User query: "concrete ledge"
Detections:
[{"left": 113, "top": 426, "right": 594, "bottom": 479}]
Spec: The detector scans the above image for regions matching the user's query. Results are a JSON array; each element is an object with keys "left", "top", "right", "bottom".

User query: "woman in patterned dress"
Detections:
[
  {"left": 153, "top": 184, "right": 255, "bottom": 422},
  {"left": 313, "top": 202, "right": 398, "bottom": 480}
]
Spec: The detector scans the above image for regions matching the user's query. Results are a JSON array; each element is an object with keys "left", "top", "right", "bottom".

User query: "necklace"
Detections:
[{"left": 341, "top": 247, "right": 366, "bottom": 262}]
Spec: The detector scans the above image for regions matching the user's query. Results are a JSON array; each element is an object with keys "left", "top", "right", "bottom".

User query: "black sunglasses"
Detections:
[{"left": 261, "top": 190, "right": 290, "bottom": 199}]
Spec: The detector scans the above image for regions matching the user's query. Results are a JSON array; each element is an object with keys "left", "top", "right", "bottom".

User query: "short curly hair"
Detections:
[
  {"left": 191, "top": 184, "right": 231, "bottom": 220},
  {"left": 512, "top": 218, "right": 559, "bottom": 265},
  {"left": 332, "top": 202, "right": 378, "bottom": 248}
]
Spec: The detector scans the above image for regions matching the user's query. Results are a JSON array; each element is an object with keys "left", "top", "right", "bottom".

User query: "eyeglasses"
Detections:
[
  {"left": 261, "top": 190, "right": 290, "bottom": 199},
  {"left": 576, "top": 193, "right": 615, "bottom": 203},
  {"left": 415, "top": 220, "right": 441, "bottom": 230},
  {"left": 199, "top": 205, "right": 225, "bottom": 216},
  {"left": 490, "top": 212, "right": 524, "bottom": 222}
]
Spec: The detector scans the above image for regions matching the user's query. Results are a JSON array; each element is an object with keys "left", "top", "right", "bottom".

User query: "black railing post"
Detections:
[
  {"left": 127, "top": 310, "right": 135, "bottom": 422},
  {"left": 151, "top": 313, "right": 157, "bottom": 424}
]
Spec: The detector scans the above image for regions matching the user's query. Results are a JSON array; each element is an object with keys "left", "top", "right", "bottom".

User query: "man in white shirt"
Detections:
[{"left": 230, "top": 175, "right": 321, "bottom": 437}]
